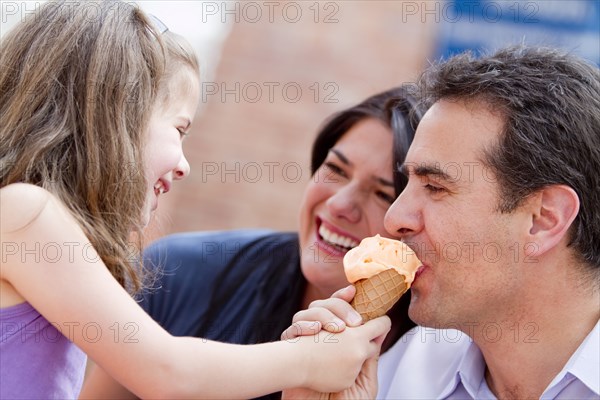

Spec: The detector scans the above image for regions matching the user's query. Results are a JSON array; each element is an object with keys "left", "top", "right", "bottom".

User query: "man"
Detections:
[{"left": 285, "top": 46, "right": 599, "bottom": 399}]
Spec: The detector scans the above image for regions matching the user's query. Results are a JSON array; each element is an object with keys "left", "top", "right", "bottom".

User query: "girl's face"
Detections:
[
  {"left": 298, "top": 118, "right": 396, "bottom": 298},
  {"left": 142, "top": 69, "right": 200, "bottom": 226}
]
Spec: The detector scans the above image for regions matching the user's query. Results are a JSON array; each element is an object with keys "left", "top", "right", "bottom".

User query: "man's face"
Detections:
[{"left": 384, "top": 99, "right": 532, "bottom": 329}]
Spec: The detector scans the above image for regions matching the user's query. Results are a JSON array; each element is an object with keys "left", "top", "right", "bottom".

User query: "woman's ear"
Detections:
[{"left": 527, "top": 185, "right": 580, "bottom": 257}]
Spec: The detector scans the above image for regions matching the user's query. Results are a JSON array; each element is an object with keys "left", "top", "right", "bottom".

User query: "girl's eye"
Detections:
[
  {"left": 376, "top": 191, "right": 396, "bottom": 204},
  {"left": 177, "top": 128, "right": 187, "bottom": 138},
  {"left": 324, "top": 162, "right": 347, "bottom": 178}
]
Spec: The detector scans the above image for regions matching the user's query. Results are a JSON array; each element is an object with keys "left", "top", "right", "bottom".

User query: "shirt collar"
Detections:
[
  {"left": 438, "top": 320, "right": 600, "bottom": 399},
  {"left": 437, "top": 337, "right": 487, "bottom": 398},
  {"left": 545, "top": 319, "right": 600, "bottom": 395},
  {"left": 457, "top": 339, "right": 488, "bottom": 397}
]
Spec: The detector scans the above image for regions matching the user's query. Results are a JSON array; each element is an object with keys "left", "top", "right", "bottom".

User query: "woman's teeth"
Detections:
[
  {"left": 318, "top": 224, "right": 359, "bottom": 251},
  {"left": 154, "top": 184, "right": 165, "bottom": 195}
]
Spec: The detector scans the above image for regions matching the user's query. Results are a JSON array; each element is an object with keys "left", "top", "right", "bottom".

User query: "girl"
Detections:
[{"left": 0, "top": 1, "right": 390, "bottom": 399}]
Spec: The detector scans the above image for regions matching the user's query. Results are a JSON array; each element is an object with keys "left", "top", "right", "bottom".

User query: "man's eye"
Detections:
[{"left": 424, "top": 184, "right": 444, "bottom": 193}]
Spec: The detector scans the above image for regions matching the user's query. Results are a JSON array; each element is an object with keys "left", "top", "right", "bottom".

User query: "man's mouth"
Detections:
[
  {"left": 415, "top": 265, "right": 425, "bottom": 278},
  {"left": 318, "top": 223, "right": 359, "bottom": 252}
]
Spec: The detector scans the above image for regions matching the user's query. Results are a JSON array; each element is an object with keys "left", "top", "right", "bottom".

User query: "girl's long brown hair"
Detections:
[{"left": 0, "top": 0, "right": 199, "bottom": 292}]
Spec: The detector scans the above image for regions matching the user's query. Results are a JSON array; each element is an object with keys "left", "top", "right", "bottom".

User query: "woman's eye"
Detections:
[
  {"left": 376, "top": 191, "right": 396, "bottom": 204},
  {"left": 324, "top": 162, "right": 347, "bottom": 178}
]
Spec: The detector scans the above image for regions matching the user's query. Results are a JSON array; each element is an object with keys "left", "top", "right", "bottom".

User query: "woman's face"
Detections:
[
  {"left": 298, "top": 118, "right": 396, "bottom": 298},
  {"left": 142, "top": 69, "right": 199, "bottom": 226}
]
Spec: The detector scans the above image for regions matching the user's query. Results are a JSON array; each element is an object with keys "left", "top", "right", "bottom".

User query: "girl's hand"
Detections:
[
  {"left": 281, "top": 285, "right": 363, "bottom": 341},
  {"left": 290, "top": 314, "right": 390, "bottom": 393},
  {"left": 282, "top": 350, "right": 380, "bottom": 400}
]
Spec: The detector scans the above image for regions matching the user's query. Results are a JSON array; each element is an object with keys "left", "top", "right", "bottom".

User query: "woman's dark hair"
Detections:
[{"left": 311, "top": 86, "right": 425, "bottom": 196}]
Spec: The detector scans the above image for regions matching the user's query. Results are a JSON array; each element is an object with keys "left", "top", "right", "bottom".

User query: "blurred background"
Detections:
[{"left": 2, "top": 0, "right": 599, "bottom": 243}]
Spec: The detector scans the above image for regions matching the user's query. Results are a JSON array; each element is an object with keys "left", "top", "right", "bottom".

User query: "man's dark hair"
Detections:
[{"left": 418, "top": 46, "right": 600, "bottom": 269}]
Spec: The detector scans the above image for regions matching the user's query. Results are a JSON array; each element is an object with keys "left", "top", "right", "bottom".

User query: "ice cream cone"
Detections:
[{"left": 350, "top": 269, "right": 409, "bottom": 322}]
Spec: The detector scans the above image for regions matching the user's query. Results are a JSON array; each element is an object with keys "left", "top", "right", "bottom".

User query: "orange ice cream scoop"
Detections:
[{"left": 343, "top": 234, "right": 421, "bottom": 322}]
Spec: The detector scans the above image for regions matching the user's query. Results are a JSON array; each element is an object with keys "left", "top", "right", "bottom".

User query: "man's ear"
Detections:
[{"left": 527, "top": 185, "right": 580, "bottom": 257}]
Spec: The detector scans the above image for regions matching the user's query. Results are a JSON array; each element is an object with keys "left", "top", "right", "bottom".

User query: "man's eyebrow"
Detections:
[
  {"left": 399, "top": 163, "right": 455, "bottom": 182},
  {"left": 330, "top": 149, "right": 351, "bottom": 166}
]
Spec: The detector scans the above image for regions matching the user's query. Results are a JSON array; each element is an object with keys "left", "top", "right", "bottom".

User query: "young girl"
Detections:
[{"left": 0, "top": 1, "right": 390, "bottom": 399}]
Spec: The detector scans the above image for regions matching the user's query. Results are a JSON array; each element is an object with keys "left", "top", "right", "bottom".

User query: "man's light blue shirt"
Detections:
[{"left": 378, "top": 321, "right": 599, "bottom": 399}]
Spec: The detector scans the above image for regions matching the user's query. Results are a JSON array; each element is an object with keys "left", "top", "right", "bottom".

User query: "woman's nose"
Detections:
[{"left": 325, "top": 184, "right": 361, "bottom": 223}]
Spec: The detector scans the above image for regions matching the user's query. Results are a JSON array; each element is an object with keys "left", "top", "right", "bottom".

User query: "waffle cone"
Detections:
[{"left": 350, "top": 269, "right": 408, "bottom": 322}]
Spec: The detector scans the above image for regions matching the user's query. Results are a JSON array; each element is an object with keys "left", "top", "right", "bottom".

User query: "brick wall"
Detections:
[{"left": 146, "top": 1, "right": 437, "bottom": 242}]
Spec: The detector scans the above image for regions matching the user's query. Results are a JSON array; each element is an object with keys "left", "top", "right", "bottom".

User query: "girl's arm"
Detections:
[{"left": 1, "top": 184, "right": 390, "bottom": 399}]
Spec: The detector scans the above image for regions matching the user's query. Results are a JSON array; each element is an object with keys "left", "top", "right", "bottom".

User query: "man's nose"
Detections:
[{"left": 384, "top": 183, "right": 421, "bottom": 240}]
